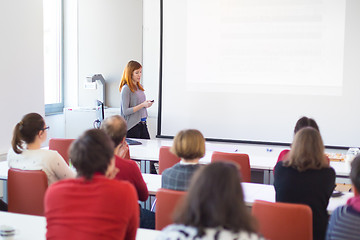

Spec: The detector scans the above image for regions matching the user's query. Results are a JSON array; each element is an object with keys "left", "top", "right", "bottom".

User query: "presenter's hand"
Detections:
[{"left": 142, "top": 100, "right": 154, "bottom": 108}]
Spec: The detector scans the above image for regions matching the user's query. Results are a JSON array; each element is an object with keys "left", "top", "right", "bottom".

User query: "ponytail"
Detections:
[
  {"left": 11, "top": 122, "right": 24, "bottom": 154},
  {"left": 11, "top": 113, "right": 45, "bottom": 154}
]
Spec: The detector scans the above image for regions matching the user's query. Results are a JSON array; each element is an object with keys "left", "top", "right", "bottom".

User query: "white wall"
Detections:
[
  {"left": 77, "top": 0, "right": 143, "bottom": 108},
  {"left": 0, "top": 0, "right": 44, "bottom": 155}
]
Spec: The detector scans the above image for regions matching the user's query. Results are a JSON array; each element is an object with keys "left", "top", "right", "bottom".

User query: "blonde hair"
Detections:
[
  {"left": 171, "top": 129, "right": 205, "bottom": 161},
  {"left": 119, "top": 60, "right": 144, "bottom": 93},
  {"left": 284, "top": 127, "right": 328, "bottom": 171}
]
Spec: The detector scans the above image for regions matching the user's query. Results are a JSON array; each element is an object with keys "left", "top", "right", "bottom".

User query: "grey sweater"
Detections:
[{"left": 120, "top": 84, "right": 148, "bottom": 130}]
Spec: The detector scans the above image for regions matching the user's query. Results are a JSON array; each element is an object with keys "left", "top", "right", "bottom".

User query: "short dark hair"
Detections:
[
  {"left": 100, "top": 115, "right": 127, "bottom": 146},
  {"left": 294, "top": 116, "right": 319, "bottom": 134},
  {"left": 350, "top": 155, "right": 360, "bottom": 193},
  {"left": 69, "top": 129, "right": 114, "bottom": 180},
  {"left": 173, "top": 162, "right": 257, "bottom": 237}
]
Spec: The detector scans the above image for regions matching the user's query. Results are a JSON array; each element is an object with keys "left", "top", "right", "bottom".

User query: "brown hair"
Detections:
[
  {"left": 119, "top": 60, "right": 144, "bottom": 93},
  {"left": 294, "top": 116, "right": 320, "bottom": 134},
  {"left": 170, "top": 129, "right": 205, "bottom": 160},
  {"left": 173, "top": 162, "right": 257, "bottom": 237},
  {"left": 69, "top": 129, "right": 114, "bottom": 180},
  {"left": 11, "top": 113, "right": 45, "bottom": 154},
  {"left": 284, "top": 127, "right": 328, "bottom": 171},
  {"left": 350, "top": 155, "right": 360, "bottom": 193},
  {"left": 100, "top": 115, "right": 127, "bottom": 147}
]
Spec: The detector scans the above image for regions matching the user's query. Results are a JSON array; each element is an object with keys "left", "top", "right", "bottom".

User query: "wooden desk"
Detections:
[
  {"left": 142, "top": 173, "right": 353, "bottom": 214},
  {"left": 0, "top": 211, "right": 160, "bottom": 240}
]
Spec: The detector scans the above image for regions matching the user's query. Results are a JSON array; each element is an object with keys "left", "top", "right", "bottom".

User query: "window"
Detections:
[{"left": 43, "top": 0, "right": 63, "bottom": 114}]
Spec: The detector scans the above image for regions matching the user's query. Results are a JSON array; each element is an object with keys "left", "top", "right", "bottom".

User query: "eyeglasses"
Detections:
[{"left": 42, "top": 126, "right": 50, "bottom": 131}]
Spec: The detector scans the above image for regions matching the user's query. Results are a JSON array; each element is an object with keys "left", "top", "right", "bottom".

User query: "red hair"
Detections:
[{"left": 119, "top": 60, "right": 144, "bottom": 93}]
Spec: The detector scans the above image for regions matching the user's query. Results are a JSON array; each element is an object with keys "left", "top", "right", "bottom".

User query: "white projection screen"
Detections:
[{"left": 159, "top": 0, "right": 360, "bottom": 148}]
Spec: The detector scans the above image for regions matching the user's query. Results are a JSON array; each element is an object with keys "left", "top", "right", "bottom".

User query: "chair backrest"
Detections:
[
  {"left": 211, "top": 151, "right": 251, "bottom": 182},
  {"left": 252, "top": 200, "right": 313, "bottom": 240},
  {"left": 7, "top": 168, "right": 48, "bottom": 216},
  {"left": 49, "top": 138, "right": 75, "bottom": 165},
  {"left": 158, "top": 146, "right": 181, "bottom": 174},
  {"left": 155, "top": 188, "right": 186, "bottom": 230}
]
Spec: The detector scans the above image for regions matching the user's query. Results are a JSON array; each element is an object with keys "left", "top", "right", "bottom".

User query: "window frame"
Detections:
[{"left": 44, "top": 0, "right": 64, "bottom": 115}]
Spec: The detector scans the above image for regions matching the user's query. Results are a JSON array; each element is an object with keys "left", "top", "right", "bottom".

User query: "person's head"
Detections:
[
  {"left": 285, "top": 127, "right": 328, "bottom": 171},
  {"left": 294, "top": 116, "right": 319, "bottom": 135},
  {"left": 69, "top": 129, "right": 114, "bottom": 180},
  {"left": 170, "top": 129, "right": 205, "bottom": 161},
  {"left": 173, "top": 162, "right": 256, "bottom": 237},
  {"left": 11, "top": 113, "right": 48, "bottom": 154},
  {"left": 100, "top": 115, "right": 127, "bottom": 147},
  {"left": 119, "top": 60, "right": 144, "bottom": 93},
  {"left": 350, "top": 154, "right": 360, "bottom": 196}
]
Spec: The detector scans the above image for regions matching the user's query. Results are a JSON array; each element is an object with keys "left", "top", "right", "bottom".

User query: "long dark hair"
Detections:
[
  {"left": 173, "top": 162, "right": 257, "bottom": 237},
  {"left": 11, "top": 113, "right": 45, "bottom": 154}
]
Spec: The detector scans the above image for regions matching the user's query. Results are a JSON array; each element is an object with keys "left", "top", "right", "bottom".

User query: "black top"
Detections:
[{"left": 274, "top": 161, "right": 335, "bottom": 240}]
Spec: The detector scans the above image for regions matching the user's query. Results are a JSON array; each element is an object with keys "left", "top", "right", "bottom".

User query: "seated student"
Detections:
[
  {"left": 101, "top": 115, "right": 155, "bottom": 229},
  {"left": 162, "top": 129, "right": 205, "bottom": 191},
  {"left": 157, "top": 162, "right": 264, "bottom": 240},
  {"left": 45, "top": 129, "right": 139, "bottom": 240},
  {"left": 7, "top": 112, "right": 74, "bottom": 185},
  {"left": 326, "top": 154, "right": 360, "bottom": 240},
  {"left": 274, "top": 127, "right": 335, "bottom": 240},
  {"left": 277, "top": 116, "right": 320, "bottom": 162}
]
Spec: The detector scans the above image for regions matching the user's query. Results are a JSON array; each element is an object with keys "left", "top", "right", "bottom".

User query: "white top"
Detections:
[
  {"left": 7, "top": 148, "right": 75, "bottom": 185},
  {"left": 156, "top": 224, "right": 264, "bottom": 240}
]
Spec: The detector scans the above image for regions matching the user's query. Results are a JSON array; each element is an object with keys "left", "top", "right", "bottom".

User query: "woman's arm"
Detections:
[
  {"left": 51, "top": 152, "right": 76, "bottom": 180},
  {"left": 121, "top": 87, "right": 153, "bottom": 116}
]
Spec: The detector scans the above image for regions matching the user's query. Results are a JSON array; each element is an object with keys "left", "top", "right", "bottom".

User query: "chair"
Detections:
[
  {"left": 252, "top": 200, "right": 313, "bottom": 240},
  {"left": 7, "top": 169, "right": 48, "bottom": 216},
  {"left": 158, "top": 146, "right": 181, "bottom": 174},
  {"left": 155, "top": 188, "right": 186, "bottom": 230},
  {"left": 49, "top": 138, "right": 75, "bottom": 165},
  {"left": 211, "top": 151, "right": 251, "bottom": 182}
]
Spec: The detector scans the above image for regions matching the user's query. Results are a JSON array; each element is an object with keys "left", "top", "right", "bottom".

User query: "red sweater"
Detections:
[
  {"left": 45, "top": 175, "right": 139, "bottom": 240},
  {"left": 114, "top": 155, "right": 149, "bottom": 201}
]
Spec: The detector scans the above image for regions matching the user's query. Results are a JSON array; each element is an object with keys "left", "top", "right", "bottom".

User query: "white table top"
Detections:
[
  {"left": 0, "top": 211, "right": 159, "bottom": 240},
  {"left": 142, "top": 173, "right": 353, "bottom": 214},
  {"left": 0, "top": 139, "right": 350, "bottom": 179},
  {"left": 130, "top": 138, "right": 350, "bottom": 176}
]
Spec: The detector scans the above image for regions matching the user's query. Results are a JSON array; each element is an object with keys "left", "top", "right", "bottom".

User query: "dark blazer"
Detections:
[{"left": 274, "top": 161, "right": 335, "bottom": 240}]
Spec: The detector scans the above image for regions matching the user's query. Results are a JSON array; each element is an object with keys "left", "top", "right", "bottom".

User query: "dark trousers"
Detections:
[
  {"left": 0, "top": 200, "right": 7, "bottom": 211},
  {"left": 127, "top": 122, "right": 150, "bottom": 139},
  {"left": 140, "top": 205, "right": 155, "bottom": 229}
]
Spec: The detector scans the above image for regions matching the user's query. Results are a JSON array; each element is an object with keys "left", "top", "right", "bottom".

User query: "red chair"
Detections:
[
  {"left": 252, "top": 200, "right": 313, "bottom": 240},
  {"left": 155, "top": 188, "right": 186, "bottom": 230},
  {"left": 158, "top": 146, "right": 181, "bottom": 174},
  {"left": 211, "top": 151, "right": 251, "bottom": 182},
  {"left": 49, "top": 138, "right": 75, "bottom": 165},
  {"left": 7, "top": 169, "right": 48, "bottom": 216}
]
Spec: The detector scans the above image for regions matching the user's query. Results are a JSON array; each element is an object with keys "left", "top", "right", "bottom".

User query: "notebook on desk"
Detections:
[{"left": 126, "top": 138, "right": 142, "bottom": 145}]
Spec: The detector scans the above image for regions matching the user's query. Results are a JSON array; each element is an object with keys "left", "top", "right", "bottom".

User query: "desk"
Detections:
[
  {"left": 142, "top": 173, "right": 353, "bottom": 214},
  {"left": 0, "top": 211, "right": 160, "bottom": 240},
  {"left": 131, "top": 139, "right": 285, "bottom": 184},
  {"left": 130, "top": 139, "right": 350, "bottom": 182}
]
